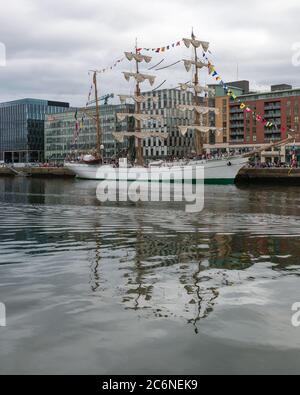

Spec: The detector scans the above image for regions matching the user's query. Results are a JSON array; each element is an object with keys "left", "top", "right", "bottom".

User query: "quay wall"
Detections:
[
  {"left": 0, "top": 167, "right": 75, "bottom": 177},
  {"left": 1, "top": 166, "right": 300, "bottom": 184},
  {"left": 236, "top": 168, "right": 300, "bottom": 184}
]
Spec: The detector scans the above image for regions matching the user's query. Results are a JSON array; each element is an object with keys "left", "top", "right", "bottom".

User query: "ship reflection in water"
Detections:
[
  {"left": 89, "top": 213, "right": 295, "bottom": 334},
  {"left": 0, "top": 177, "right": 300, "bottom": 374}
]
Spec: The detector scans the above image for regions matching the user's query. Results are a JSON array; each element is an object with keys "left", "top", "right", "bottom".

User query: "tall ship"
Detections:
[{"left": 65, "top": 33, "right": 251, "bottom": 183}]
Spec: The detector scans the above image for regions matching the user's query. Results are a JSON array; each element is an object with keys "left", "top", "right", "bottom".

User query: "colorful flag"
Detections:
[
  {"left": 292, "top": 141, "right": 296, "bottom": 162},
  {"left": 138, "top": 40, "right": 182, "bottom": 52},
  {"left": 204, "top": 50, "right": 275, "bottom": 130}
]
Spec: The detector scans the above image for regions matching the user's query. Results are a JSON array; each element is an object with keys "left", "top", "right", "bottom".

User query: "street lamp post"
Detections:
[{"left": 100, "top": 144, "right": 105, "bottom": 162}]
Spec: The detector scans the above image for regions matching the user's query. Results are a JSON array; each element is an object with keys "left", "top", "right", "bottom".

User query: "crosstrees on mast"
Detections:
[
  {"left": 135, "top": 40, "right": 143, "bottom": 166},
  {"left": 180, "top": 32, "right": 221, "bottom": 156},
  {"left": 112, "top": 42, "right": 168, "bottom": 163}
]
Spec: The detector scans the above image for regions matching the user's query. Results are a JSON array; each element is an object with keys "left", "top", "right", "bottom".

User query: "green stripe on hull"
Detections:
[
  {"left": 204, "top": 178, "right": 235, "bottom": 185},
  {"left": 76, "top": 176, "right": 235, "bottom": 185}
]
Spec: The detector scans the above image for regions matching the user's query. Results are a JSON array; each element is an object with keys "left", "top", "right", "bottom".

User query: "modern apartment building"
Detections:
[
  {"left": 141, "top": 88, "right": 217, "bottom": 158},
  {"left": 229, "top": 85, "right": 300, "bottom": 145},
  {"left": 0, "top": 98, "right": 69, "bottom": 163},
  {"left": 205, "top": 84, "right": 300, "bottom": 163},
  {"left": 209, "top": 84, "right": 244, "bottom": 145}
]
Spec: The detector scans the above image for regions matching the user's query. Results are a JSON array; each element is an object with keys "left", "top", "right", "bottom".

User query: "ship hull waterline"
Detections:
[{"left": 66, "top": 158, "right": 247, "bottom": 185}]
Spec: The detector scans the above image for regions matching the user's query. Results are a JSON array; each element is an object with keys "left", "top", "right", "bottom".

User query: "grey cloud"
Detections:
[{"left": 0, "top": 0, "right": 299, "bottom": 105}]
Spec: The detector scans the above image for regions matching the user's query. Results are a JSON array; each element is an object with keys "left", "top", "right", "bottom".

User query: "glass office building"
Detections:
[
  {"left": 45, "top": 104, "right": 134, "bottom": 162},
  {"left": 0, "top": 98, "right": 69, "bottom": 163}
]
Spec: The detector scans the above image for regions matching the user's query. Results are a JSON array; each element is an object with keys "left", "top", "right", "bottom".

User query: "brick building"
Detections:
[
  {"left": 229, "top": 85, "right": 299, "bottom": 145},
  {"left": 205, "top": 84, "right": 300, "bottom": 163}
]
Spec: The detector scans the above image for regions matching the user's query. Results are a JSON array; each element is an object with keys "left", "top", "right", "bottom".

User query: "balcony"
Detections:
[
  {"left": 230, "top": 138, "right": 245, "bottom": 143},
  {"left": 230, "top": 131, "right": 245, "bottom": 137},
  {"left": 230, "top": 108, "right": 244, "bottom": 114},
  {"left": 264, "top": 121, "right": 281, "bottom": 128},
  {"left": 265, "top": 136, "right": 282, "bottom": 142},
  {"left": 231, "top": 121, "right": 244, "bottom": 126},
  {"left": 264, "top": 104, "right": 281, "bottom": 111},
  {"left": 230, "top": 125, "right": 244, "bottom": 130},
  {"left": 265, "top": 129, "right": 282, "bottom": 135},
  {"left": 231, "top": 115, "right": 244, "bottom": 121},
  {"left": 264, "top": 111, "right": 281, "bottom": 118}
]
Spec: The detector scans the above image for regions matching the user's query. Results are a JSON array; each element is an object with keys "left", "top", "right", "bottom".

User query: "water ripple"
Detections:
[{"left": 1, "top": 179, "right": 300, "bottom": 374}]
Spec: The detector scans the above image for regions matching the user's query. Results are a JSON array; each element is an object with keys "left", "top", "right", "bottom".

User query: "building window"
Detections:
[
  {"left": 287, "top": 100, "right": 292, "bottom": 129},
  {"left": 295, "top": 101, "right": 299, "bottom": 131}
]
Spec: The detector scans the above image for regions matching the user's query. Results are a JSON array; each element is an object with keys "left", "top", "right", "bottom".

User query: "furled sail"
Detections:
[
  {"left": 112, "top": 131, "right": 168, "bottom": 143},
  {"left": 118, "top": 94, "right": 132, "bottom": 104},
  {"left": 179, "top": 82, "right": 214, "bottom": 95},
  {"left": 125, "top": 52, "right": 152, "bottom": 63},
  {"left": 195, "top": 85, "right": 215, "bottom": 95},
  {"left": 118, "top": 94, "right": 159, "bottom": 104},
  {"left": 179, "top": 82, "right": 194, "bottom": 91},
  {"left": 183, "top": 59, "right": 208, "bottom": 72},
  {"left": 177, "top": 105, "right": 220, "bottom": 115},
  {"left": 182, "top": 38, "right": 210, "bottom": 52},
  {"left": 117, "top": 113, "right": 164, "bottom": 122},
  {"left": 123, "top": 72, "right": 156, "bottom": 86},
  {"left": 178, "top": 125, "right": 223, "bottom": 136}
]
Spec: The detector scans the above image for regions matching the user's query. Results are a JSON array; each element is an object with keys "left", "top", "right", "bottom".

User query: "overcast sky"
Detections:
[{"left": 0, "top": 0, "right": 299, "bottom": 106}]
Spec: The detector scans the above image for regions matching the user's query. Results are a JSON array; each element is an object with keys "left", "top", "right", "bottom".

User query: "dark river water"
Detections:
[{"left": 0, "top": 177, "right": 300, "bottom": 375}]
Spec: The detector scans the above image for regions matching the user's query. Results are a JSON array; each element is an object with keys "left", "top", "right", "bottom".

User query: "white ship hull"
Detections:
[{"left": 66, "top": 157, "right": 247, "bottom": 184}]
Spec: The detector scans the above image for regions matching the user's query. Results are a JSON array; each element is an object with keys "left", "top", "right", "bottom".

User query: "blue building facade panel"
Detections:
[{"left": 0, "top": 98, "right": 69, "bottom": 162}]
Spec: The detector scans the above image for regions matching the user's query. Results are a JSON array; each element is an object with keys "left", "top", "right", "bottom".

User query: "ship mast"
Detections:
[
  {"left": 180, "top": 32, "right": 215, "bottom": 157},
  {"left": 192, "top": 31, "right": 203, "bottom": 157},
  {"left": 112, "top": 47, "right": 168, "bottom": 157},
  {"left": 93, "top": 71, "right": 102, "bottom": 160},
  {"left": 135, "top": 40, "right": 143, "bottom": 166}
]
